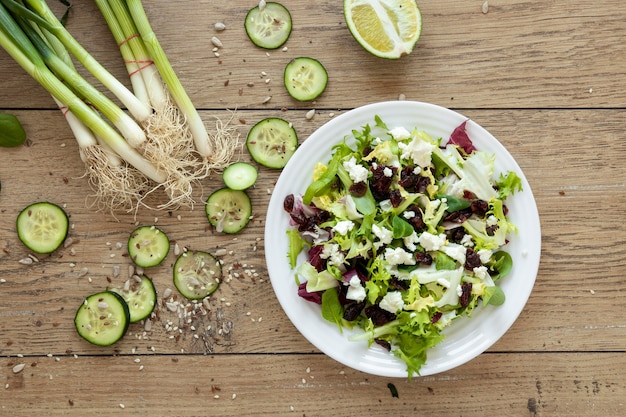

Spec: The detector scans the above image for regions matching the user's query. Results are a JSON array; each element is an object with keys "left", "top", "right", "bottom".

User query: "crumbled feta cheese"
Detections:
[
  {"left": 442, "top": 243, "right": 467, "bottom": 264},
  {"left": 379, "top": 199, "right": 393, "bottom": 212},
  {"left": 389, "top": 126, "right": 411, "bottom": 140},
  {"left": 418, "top": 232, "right": 446, "bottom": 251},
  {"left": 456, "top": 285, "right": 464, "bottom": 297},
  {"left": 343, "top": 156, "right": 369, "bottom": 183},
  {"left": 460, "top": 234, "right": 474, "bottom": 247},
  {"left": 379, "top": 291, "right": 405, "bottom": 313},
  {"left": 403, "top": 210, "right": 416, "bottom": 219},
  {"left": 320, "top": 243, "right": 345, "bottom": 266},
  {"left": 346, "top": 276, "right": 366, "bottom": 302},
  {"left": 398, "top": 137, "right": 436, "bottom": 167},
  {"left": 404, "top": 232, "right": 419, "bottom": 251},
  {"left": 384, "top": 247, "right": 416, "bottom": 266},
  {"left": 333, "top": 220, "right": 354, "bottom": 235},
  {"left": 383, "top": 167, "right": 393, "bottom": 177},
  {"left": 477, "top": 249, "right": 492, "bottom": 264},
  {"left": 372, "top": 224, "right": 393, "bottom": 249},
  {"left": 486, "top": 215, "right": 498, "bottom": 227},
  {"left": 473, "top": 265, "right": 489, "bottom": 280}
]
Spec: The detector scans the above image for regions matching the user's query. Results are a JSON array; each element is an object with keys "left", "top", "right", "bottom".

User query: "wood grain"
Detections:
[{"left": 1, "top": 0, "right": 625, "bottom": 415}]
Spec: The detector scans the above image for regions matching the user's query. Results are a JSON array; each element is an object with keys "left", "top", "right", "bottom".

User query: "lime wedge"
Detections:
[{"left": 344, "top": 0, "right": 422, "bottom": 59}]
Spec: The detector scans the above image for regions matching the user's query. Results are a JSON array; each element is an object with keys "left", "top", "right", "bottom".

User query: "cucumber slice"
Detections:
[
  {"left": 74, "top": 291, "right": 130, "bottom": 346},
  {"left": 205, "top": 188, "right": 252, "bottom": 234},
  {"left": 246, "top": 118, "right": 298, "bottom": 169},
  {"left": 222, "top": 162, "right": 258, "bottom": 190},
  {"left": 109, "top": 275, "right": 157, "bottom": 323},
  {"left": 16, "top": 202, "right": 68, "bottom": 254},
  {"left": 244, "top": 2, "right": 292, "bottom": 49},
  {"left": 284, "top": 57, "right": 328, "bottom": 101},
  {"left": 128, "top": 225, "right": 170, "bottom": 268},
  {"left": 173, "top": 250, "right": 222, "bottom": 300}
]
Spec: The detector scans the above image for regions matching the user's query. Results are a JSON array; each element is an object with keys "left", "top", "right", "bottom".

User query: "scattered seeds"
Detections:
[
  {"left": 18, "top": 257, "right": 33, "bottom": 265},
  {"left": 211, "top": 36, "right": 223, "bottom": 48},
  {"left": 214, "top": 22, "right": 226, "bottom": 31},
  {"left": 482, "top": 1, "right": 489, "bottom": 13},
  {"left": 12, "top": 363, "right": 25, "bottom": 374},
  {"left": 305, "top": 109, "right": 316, "bottom": 120}
]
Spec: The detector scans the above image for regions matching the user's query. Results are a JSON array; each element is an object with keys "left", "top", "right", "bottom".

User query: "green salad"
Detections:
[{"left": 283, "top": 116, "right": 522, "bottom": 378}]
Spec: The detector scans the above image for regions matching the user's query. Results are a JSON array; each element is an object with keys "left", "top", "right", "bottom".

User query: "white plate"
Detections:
[{"left": 265, "top": 101, "right": 541, "bottom": 377}]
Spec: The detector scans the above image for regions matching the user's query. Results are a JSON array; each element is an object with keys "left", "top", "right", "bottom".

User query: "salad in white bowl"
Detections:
[{"left": 265, "top": 101, "right": 540, "bottom": 378}]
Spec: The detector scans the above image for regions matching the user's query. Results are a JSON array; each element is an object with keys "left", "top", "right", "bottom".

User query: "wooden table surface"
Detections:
[{"left": 1, "top": 1, "right": 625, "bottom": 415}]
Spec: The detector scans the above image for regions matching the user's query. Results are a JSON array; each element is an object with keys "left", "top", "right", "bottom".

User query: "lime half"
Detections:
[{"left": 344, "top": 0, "right": 422, "bottom": 59}]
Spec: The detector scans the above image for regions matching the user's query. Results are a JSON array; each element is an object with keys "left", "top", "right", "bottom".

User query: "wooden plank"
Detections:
[
  {"left": 1, "top": 1, "right": 625, "bottom": 109},
  {"left": 1, "top": 108, "right": 625, "bottom": 358},
  {"left": 1, "top": 353, "right": 624, "bottom": 416}
]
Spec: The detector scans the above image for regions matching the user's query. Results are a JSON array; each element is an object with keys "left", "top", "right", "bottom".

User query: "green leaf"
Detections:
[
  {"left": 434, "top": 252, "right": 457, "bottom": 270},
  {"left": 286, "top": 229, "right": 306, "bottom": 268},
  {"left": 490, "top": 250, "right": 513, "bottom": 281},
  {"left": 0, "top": 113, "right": 26, "bottom": 148},
  {"left": 437, "top": 194, "right": 471, "bottom": 212},
  {"left": 392, "top": 215, "right": 414, "bottom": 239},
  {"left": 496, "top": 171, "right": 523, "bottom": 199},
  {"left": 483, "top": 285, "right": 506, "bottom": 306},
  {"left": 321, "top": 287, "right": 344, "bottom": 332}
]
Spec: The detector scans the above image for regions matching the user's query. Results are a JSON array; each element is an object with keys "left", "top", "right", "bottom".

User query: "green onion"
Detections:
[
  {"left": 0, "top": 3, "right": 164, "bottom": 184},
  {"left": 0, "top": 0, "right": 239, "bottom": 212},
  {"left": 124, "top": 0, "right": 212, "bottom": 158},
  {"left": 19, "top": 0, "right": 152, "bottom": 122}
]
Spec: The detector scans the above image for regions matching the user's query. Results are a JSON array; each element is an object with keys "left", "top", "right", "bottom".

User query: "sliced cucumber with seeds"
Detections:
[
  {"left": 128, "top": 225, "right": 170, "bottom": 268},
  {"left": 246, "top": 118, "right": 298, "bottom": 169},
  {"left": 284, "top": 57, "right": 328, "bottom": 101},
  {"left": 109, "top": 275, "right": 157, "bottom": 323},
  {"left": 16, "top": 201, "right": 68, "bottom": 254},
  {"left": 205, "top": 188, "right": 252, "bottom": 234},
  {"left": 222, "top": 162, "right": 258, "bottom": 190},
  {"left": 74, "top": 291, "right": 130, "bottom": 346},
  {"left": 244, "top": 2, "right": 292, "bottom": 49},
  {"left": 173, "top": 250, "right": 222, "bottom": 300}
]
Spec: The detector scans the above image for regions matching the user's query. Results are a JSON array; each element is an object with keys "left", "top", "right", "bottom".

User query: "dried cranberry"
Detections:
[
  {"left": 463, "top": 190, "right": 477, "bottom": 200},
  {"left": 431, "top": 312, "right": 442, "bottom": 323},
  {"left": 398, "top": 166, "right": 418, "bottom": 189},
  {"left": 460, "top": 282, "right": 473, "bottom": 308},
  {"left": 369, "top": 164, "right": 396, "bottom": 201},
  {"left": 445, "top": 207, "right": 472, "bottom": 223},
  {"left": 415, "top": 175, "right": 431, "bottom": 193},
  {"left": 283, "top": 194, "right": 295, "bottom": 212},
  {"left": 349, "top": 181, "right": 367, "bottom": 197},
  {"left": 406, "top": 207, "right": 427, "bottom": 232},
  {"left": 470, "top": 199, "right": 489, "bottom": 217},
  {"left": 375, "top": 339, "right": 391, "bottom": 351},
  {"left": 445, "top": 227, "right": 466, "bottom": 243},
  {"left": 389, "top": 277, "right": 409, "bottom": 291},
  {"left": 389, "top": 189, "right": 403, "bottom": 208},
  {"left": 343, "top": 301, "right": 365, "bottom": 321},
  {"left": 415, "top": 251, "right": 433, "bottom": 265},
  {"left": 365, "top": 305, "right": 396, "bottom": 326},
  {"left": 464, "top": 248, "right": 482, "bottom": 271}
]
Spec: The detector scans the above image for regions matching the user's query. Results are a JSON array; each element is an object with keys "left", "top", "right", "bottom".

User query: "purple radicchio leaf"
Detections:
[{"left": 448, "top": 120, "right": 477, "bottom": 154}]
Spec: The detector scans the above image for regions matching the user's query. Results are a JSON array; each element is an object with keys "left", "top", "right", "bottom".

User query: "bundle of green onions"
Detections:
[{"left": 0, "top": 0, "right": 238, "bottom": 213}]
